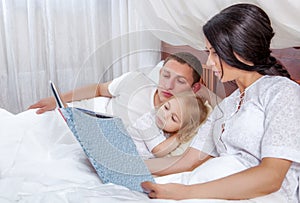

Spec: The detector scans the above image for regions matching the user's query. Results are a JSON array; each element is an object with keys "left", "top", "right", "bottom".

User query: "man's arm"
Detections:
[{"left": 28, "top": 81, "right": 112, "bottom": 114}]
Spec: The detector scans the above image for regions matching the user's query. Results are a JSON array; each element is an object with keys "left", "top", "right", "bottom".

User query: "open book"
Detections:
[{"left": 50, "top": 81, "right": 155, "bottom": 192}]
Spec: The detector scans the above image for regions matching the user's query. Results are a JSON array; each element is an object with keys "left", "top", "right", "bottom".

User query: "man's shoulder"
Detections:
[
  {"left": 114, "top": 72, "right": 156, "bottom": 89},
  {"left": 108, "top": 72, "right": 154, "bottom": 95},
  {"left": 113, "top": 71, "right": 154, "bottom": 84}
]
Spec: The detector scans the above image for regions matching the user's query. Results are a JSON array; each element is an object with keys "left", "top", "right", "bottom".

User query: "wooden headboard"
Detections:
[{"left": 161, "top": 41, "right": 300, "bottom": 98}]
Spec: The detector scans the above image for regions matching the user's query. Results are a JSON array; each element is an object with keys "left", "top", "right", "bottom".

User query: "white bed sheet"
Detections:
[{"left": 0, "top": 102, "right": 285, "bottom": 203}]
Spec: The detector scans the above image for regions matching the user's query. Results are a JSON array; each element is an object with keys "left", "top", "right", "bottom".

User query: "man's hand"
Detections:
[{"left": 28, "top": 97, "right": 56, "bottom": 114}]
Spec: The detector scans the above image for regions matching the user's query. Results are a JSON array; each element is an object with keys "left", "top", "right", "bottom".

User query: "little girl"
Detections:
[{"left": 127, "top": 92, "right": 209, "bottom": 159}]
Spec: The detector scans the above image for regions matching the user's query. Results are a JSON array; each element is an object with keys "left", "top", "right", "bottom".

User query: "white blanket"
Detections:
[{"left": 0, "top": 108, "right": 285, "bottom": 203}]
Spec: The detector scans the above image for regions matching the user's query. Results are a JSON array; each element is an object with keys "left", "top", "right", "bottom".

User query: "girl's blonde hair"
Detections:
[{"left": 161, "top": 91, "right": 209, "bottom": 143}]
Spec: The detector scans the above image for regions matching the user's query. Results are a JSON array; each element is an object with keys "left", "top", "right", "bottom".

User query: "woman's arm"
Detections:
[
  {"left": 146, "top": 147, "right": 212, "bottom": 176},
  {"left": 142, "top": 157, "right": 292, "bottom": 200}
]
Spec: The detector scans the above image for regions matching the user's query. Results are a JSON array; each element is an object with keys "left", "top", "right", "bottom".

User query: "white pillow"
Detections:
[{"left": 147, "top": 60, "right": 164, "bottom": 83}]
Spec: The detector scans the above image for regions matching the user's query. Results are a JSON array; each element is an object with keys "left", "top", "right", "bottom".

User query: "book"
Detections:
[
  {"left": 50, "top": 81, "right": 155, "bottom": 192},
  {"left": 49, "top": 81, "right": 65, "bottom": 108}
]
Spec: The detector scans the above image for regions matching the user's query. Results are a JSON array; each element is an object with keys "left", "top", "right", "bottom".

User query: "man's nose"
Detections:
[{"left": 165, "top": 78, "right": 175, "bottom": 90}]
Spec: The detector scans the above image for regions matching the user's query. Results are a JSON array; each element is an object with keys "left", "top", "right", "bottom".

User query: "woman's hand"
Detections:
[
  {"left": 28, "top": 97, "right": 56, "bottom": 114},
  {"left": 141, "top": 181, "right": 188, "bottom": 200}
]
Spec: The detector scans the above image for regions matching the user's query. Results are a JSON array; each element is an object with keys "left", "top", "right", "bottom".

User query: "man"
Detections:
[{"left": 29, "top": 52, "right": 206, "bottom": 126}]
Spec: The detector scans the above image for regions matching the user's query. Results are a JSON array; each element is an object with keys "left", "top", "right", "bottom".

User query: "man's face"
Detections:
[{"left": 157, "top": 59, "right": 195, "bottom": 103}]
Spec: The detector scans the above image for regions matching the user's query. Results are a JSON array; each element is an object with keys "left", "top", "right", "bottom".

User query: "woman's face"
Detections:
[
  {"left": 155, "top": 97, "right": 183, "bottom": 133},
  {"left": 205, "top": 38, "right": 240, "bottom": 83}
]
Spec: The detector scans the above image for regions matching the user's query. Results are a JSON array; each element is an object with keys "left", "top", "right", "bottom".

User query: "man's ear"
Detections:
[{"left": 192, "top": 82, "right": 201, "bottom": 93}]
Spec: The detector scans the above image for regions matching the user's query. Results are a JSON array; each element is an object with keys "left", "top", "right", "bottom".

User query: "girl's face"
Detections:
[
  {"left": 155, "top": 97, "right": 183, "bottom": 133},
  {"left": 205, "top": 38, "right": 240, "bottom": 82}
]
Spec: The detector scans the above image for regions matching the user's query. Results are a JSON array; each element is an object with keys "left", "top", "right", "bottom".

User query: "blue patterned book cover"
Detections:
[{"left": 59, "top": 107, "right": 155, "bottom": 192}]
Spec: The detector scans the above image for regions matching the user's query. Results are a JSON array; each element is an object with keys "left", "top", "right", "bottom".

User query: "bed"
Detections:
[
  {"left": 0, "top": 104, "right": 287, "bottom": 203},
  {"left": 0, "top": 64, "right": 293, "bottom": 203},
  {"left": 1, "top": 1, "right": 299, "bottom": 201}
]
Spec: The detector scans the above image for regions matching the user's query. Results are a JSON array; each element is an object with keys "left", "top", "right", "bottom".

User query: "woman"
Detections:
[{"left": 141, "top": 3, "right": 300, "bottom": 202}]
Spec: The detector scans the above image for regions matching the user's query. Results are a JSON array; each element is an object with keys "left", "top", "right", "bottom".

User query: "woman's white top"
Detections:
[{"left": 191, "top": 76, "right": 300, "bottom": 202}]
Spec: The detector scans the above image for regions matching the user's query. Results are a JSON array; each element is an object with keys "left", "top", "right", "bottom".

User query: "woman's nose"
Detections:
[{"left": 206, "top": 54, "right": 215, "bottom": 67}]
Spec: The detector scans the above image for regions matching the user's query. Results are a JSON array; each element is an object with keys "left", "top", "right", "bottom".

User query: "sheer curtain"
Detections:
[
  {"left": 133, "top": 0, "right": 300, "bottom": 98},
  {"left": 0, "top": 0, "right": 161, "bottom": 113},
  {"left": 133, "top": 0, "right": 300, "bottom": 49}
]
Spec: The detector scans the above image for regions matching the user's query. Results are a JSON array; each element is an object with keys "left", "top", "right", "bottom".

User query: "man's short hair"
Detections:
[{"left": 163, "top": 52, "right": 203, "bottom": 84}]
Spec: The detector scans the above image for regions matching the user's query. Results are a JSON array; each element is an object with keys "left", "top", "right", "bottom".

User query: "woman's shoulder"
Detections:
[
  {"left": 258, "top": 76, "right": 300, "bottom": 104},
  {"left": 254, "top": 75, "right": 299, "bottom": 93},
  {"left": 262, "top": 75, "right": 299, "bottom": 87}
]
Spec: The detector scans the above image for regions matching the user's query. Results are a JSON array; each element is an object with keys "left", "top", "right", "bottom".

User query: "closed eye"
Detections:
[
  {"left": 177, "top": 77, "right": 187, "bottom": 84},
  {"left": 171, "top": 114, "right": 180, "bottom": 123},
  {"left": 161, "top": 69, "right": 170, "bottom": 78},
  {"left": 164, "top": 102, "right": 170, "bottom": 110}
]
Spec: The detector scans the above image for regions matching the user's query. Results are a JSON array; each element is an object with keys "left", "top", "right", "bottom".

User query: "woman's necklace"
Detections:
[{"left": 237, "top": 90, "right": 246, "bottom": 110}]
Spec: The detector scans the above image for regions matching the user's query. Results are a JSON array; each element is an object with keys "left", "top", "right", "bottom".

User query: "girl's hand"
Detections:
[
  {"left": 141, "top": 181, "right": 188, "bottom": 200},
  {"left": 152, "top": 135, "right": 180, "bottom": 158}
]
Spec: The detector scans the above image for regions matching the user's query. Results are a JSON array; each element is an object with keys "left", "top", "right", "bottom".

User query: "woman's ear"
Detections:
[{"left": 192, "top": 82, "right": 201, "bottom": 93}]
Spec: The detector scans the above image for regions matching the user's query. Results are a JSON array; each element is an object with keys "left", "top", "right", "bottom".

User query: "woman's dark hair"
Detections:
[{"left": 203, "top": 3, "right": 291, "bottom": 78}]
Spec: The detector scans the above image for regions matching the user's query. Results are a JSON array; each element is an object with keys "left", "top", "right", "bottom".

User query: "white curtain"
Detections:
[
  {"left": 0, "top": 0, "right": 161, "bottom": 113},
  {"left": 133, "top": 0, "right": 300, "bottom": 49}
]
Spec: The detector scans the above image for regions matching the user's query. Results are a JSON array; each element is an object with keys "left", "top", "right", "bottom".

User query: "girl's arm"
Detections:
[
  {"left": 151, "top": 134, "right": 180, "bottom": 158},
  {"left": 142, "top": 157, "right": 292, "bottom": 200}
]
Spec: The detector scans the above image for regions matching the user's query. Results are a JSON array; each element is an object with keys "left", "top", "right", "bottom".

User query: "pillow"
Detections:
[{"left": 147, "top": 60, "right": 164, "bottom": 83}]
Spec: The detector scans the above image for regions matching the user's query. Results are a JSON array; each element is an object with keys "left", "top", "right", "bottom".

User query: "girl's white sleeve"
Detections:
[{"left": 127, "top": 112, "right": 166, "bottom": 152}]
